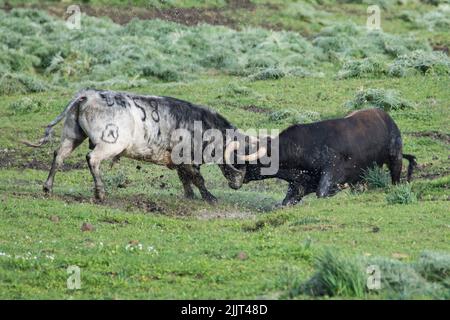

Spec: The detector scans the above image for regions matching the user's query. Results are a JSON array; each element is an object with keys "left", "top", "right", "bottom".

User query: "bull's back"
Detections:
[{"left": 280, "top": 108, "right": 399, "bottom": 171}]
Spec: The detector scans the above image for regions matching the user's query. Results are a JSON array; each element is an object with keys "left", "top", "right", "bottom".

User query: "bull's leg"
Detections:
[
  {"left": 316, "top": 169, "right": 336, "bottom": 198},
  {"left": 282, "top": 182, "right": 304, "bottom": 206},
  {"left": 388, "top": 135, "right": 403, "bottom": 184},
  {"left": 43, "top": 138, "right": 85, "bottom": 194},
  {"left": 183, "top": 165, "right": 217, "bottom": 204},
  {"left": 388, "top": 156, "right": 402, "bottom": 185},
  {"left": 177, "top": 167, "right": 195, "bottom": 199},
  {"left": 86, "top": 144, "right": 124, "bottom": 202}
]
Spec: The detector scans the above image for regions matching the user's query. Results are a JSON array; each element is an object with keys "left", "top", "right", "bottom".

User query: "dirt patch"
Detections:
[
  {"left": 2, "top": 2, "right": 247, "bottom": 28},
  {"left": 0, "top": 149, "right": 85, "bottom": 171},
  {"left": 22, "top": 158, "right": 85, "bottom": 171},
  {"left": 242, "top": 104, "right": 270, "bottom": 114},
  {"left": 416, "top": 170, "right": 449, "bottom": 180},
  {"left": 54, "top": 192, "right": 173, "bottom": 215},
  {"left": 412, "top": 161, "right": 450, "bottom": 180},
  {"left": 82, "top": 6, "right": 235, "bottom": 27},
  {"left": 196, "top": 210, "right": 255, "bottom": 220},
  {"left": 408, "top": 131, "right": 450, "bottom": 144},
  {"left": 432, "top": 45, "right": 449, "bottom": 56}
]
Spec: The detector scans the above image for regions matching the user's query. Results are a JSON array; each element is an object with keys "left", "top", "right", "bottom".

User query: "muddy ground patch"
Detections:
[
  {"left": 1, "top": 1, "right": 258, "bottom": 27},
  {"left": 408, "top": 131, "right": 450, "bottom": 145},
  {"left": 0, "top": 149, "right": 85, "bottom": 171}
]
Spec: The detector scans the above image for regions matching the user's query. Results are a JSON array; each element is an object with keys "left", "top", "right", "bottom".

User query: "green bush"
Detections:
[
  {"left": 337, "top": 57, "right": 387, "bottom": 79},
  {"left": 416, "top": 251, "right": 450, "bottom": 284},
  {"left": 0, "top": 8, "right": 323, "bottom": 92},
  {"left": 344, "top": 88, "right": 414, "bottom": 111},
  {"left": 103, "top": 170, "right": 130, "bottom": 190},
  {"left": 249, "top": 67, "right": 286, "bottom": 81},
  {"left": 294, "top": 250, "right": 450, "bottom": 299},
  {"left": 222, "top": 83, "right": 255, "bottom": 97},
  {"left": 386, "top": 183, "right": 417, "bottom": 204},
  {"left": 362, "top": 166, "right": 391, "bottom": 189},
  {"left": 269, "top": 109, "right": 321, "bottom": 124},
  {"left": 0, "top": 73, "right": 49, "bottom": 95},
  {"left": 297, "top": 250, "right": 366, "bottom": 297},
  {"left": 312, "top": 22, "right": 429, "bottom": 61},
  {"left": 0, "top": 8, "right": 442, "bottom": 94},
  {"left": 8, "top": 97, "right": 49, "bottom": 115},
  {"left": 388, "top": 50, "right": 450, "bottom": 77},
  {"left": 366, "top": 256, "right": 441, "bottom": 299},
  {"left": 415, "top": 4, "right": 450, "bottom": 31}
]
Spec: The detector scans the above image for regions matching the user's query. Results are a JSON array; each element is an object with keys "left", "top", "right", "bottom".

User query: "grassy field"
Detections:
[{"left": 0, "top": 1, "right": 449, "bottom": 299}]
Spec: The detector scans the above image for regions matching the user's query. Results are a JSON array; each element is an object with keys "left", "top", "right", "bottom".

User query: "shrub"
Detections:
[
  {"left": 248, "top": 67, "right": 286, "bottom": 81},
  {"left": 397, "top": 10, "right": 419, "bottom": 23},
  {"left": 386, "top": 183, "right": 417, "bottom": 204},
  {"left": 362, "top": 166, "right": 391, "bottom": 189},
  {"left": 141, "top": 62, "right": 182, "bottom": 82},
  {"left": 344, "top": 88, "right": 413, "bottom": 111},
  {"left": 337, "top": 57, "right": 387, "bottom": 79},
  {"left": 366, "top": 256, "right": 438, "bottom": 299},
  {"left": 8, "top": 97, "right": 49, "bottom": 115},
  {"left": 312, "top": 22, "right": 429, "bottom": 61},
  {"left": 294, "top": 250, "right": 449, "bottom": 299},
  {"left": 103, "top": 170, "right": 130, "bottom": 190},
  {"left": 269, "top": 109, "right": 294, "bottom": 122},
  {"left": 0, "top": 9, "right": 324, "bottom": 92},
  {"left": 269, "top": 109, "right": 321, "bottom": 124},
  {"left": 414, "top": 4, "right": 450, "bottom": 31},
  {"left": 222, "top": 83, "right": 255, "bottom": 97},
  {"left": 388, "top": 50, "right": 450, "bottom": 77},
  {"left": 282, "top": 2, "right": 329, "bottom": 22},
  {"left": 294, "top": 110, "right": 321, "bottom": 124},
  {"left": 286, "top": 67, "right": 325, "bottom": 78},
  {"left": 0, "top": 73, "right": 49, "bottom": 95},
  {"left": 297, "top": 250, "right": 366, "bottom": 297},
  {"left": 0, "top": 7, "right": 442, "bottom": 93},
  {"left": 416, "top": 251, "right": 450, "bottom": 284}
]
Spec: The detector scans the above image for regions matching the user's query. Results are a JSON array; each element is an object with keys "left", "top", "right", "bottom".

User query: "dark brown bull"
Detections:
[{"left": 233, "top": 108, "right": 417, "bottom": 206}]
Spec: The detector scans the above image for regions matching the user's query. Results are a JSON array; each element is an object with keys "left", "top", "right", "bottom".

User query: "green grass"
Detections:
[
  {"left": 1, "top": 74, "right": 448, "bottom": 299},
  {"left": 0, "top": 0, "right": 449, "bottom": 299}
]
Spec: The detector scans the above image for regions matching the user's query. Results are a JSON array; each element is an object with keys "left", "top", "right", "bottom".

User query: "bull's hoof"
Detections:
[
  {"left": 205, "top": 195, "right": 218, "bottom": 205},
  {"left": 184, "top": 192, "right": 195, "bottom": 200},
  {"left": 43, "top": 185, "right": 52, "bottom": 194},
  {"left": 95, "top": 190, "right": 106, "bottom": 203},
  {"left": 280, "top": 199, "right": 302, "bottom": 207}
]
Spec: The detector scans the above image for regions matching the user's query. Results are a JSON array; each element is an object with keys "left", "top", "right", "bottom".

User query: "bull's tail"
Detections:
[
  {"left": 403, "top": 153, "right": 417, "bottom": 182},
  {"left": 21, "top": 93, "right": 86, "bottom": 148}
]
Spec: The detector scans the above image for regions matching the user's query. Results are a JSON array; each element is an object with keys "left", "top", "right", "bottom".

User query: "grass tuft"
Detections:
[
  {"left": 293, "top": 250, "right": 450, "bottom": 299},
  {"left": 8, "top": 97, "right": 49, "bottom": 115},
  {"left": 416, "top": 251, "right": 450, "bottom": 284},
  {"left": 386, "top": 183, "right": 417, "bottom": 204},
  {"left": 344, "top": 88, "right": 413, "bottom": 111},
  {"left": 296, "top": 249, "right": 366, "bottom": 297},
  {"left": 388, "top": 50, "right": 450, "bottom": 77},
  {"left": 0, "top": 73, "right": 49, "bottom": 95},
  {"left": 362, "top": 166, "right": 391, "bottom": 189},
  {"left": 337, "top": 57, "right": 387, "bottom": 79}
]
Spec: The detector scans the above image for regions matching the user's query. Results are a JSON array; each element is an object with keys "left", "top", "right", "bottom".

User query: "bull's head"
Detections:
[{"left": 221, "top": 134, "right": 267, "bottom": 190}]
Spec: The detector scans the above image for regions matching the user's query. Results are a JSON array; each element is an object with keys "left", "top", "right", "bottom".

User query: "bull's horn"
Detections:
[
  {"left": 225, "top": 138, "right": 267, "bottom": 164},
  {"left": 247, "top": 135, "right": 259, "bottom": 144},
  {"left": 237, "top": 146, "right": 267, "bottom": 162},
  {"left": 224, "top": 141, "right": 240, "bottom": 165}
]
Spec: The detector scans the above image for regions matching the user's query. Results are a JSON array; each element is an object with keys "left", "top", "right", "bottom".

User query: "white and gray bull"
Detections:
[{"left": 23, "top": 89, "right": 263, "bottom": 203}]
